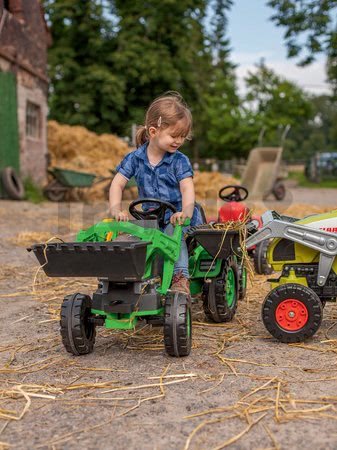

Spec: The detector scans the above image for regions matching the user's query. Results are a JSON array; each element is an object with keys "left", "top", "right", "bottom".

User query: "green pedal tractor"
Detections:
[
  {"left": 29, "top": 199, "right": 247, "bottom": 357},
  {"left": 246, "top": 209, "right": 337, "bottom": 343}
]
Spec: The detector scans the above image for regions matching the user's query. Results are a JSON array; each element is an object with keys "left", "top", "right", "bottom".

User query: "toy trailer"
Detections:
[{"left": 246, "top": 210, "right": 337, "bottom": 342}]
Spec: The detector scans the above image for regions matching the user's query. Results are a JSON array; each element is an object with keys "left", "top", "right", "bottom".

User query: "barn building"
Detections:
[{"left": 0, "top": 0, "right": 50, "bottom": 194}]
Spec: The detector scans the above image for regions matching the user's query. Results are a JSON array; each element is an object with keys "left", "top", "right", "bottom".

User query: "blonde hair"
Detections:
[{"left": 136, "top": 91, "right": 192, "bottom": 147}]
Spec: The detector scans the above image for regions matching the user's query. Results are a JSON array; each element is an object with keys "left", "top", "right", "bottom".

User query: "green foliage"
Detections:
[
  {"left": 267, "top": 0, "right": 337, "bottom": 65},
  {"left": 267, "top": 0, "right": 337, "bottom": 92},
  {"left": 44, "top": 0, "right": 125, "bottom": 133},
  {"left": 24, "top": 178, "right": 45, "bottom": 203},
  {"left": 244, "top": 62, "right": 313, "bottom": 157},
  {"left": 289, "top": 171, "right": 337, "bottom": 188},
  {"left": 44, "top": 0, "right": 247, "bottom": 158},
  {"left": 43, "top": 0, "right": 337, "bottom": 163}
]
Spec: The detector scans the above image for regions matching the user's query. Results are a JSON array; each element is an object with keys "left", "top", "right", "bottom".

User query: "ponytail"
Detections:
[{"left": 135, "top": 126, "right": 147, "bottom": 147}]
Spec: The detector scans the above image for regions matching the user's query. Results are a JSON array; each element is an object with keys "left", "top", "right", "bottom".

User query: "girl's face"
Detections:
[{"left": 148, "top": 119, "right": 189, "bottom": 153}]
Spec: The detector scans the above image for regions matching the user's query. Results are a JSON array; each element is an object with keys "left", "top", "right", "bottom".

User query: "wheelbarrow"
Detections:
[
  {"left": 241, "top": 147, "right": 287, "bottom": 201},
  {"left": 43, "top": 167, "right": 136, "bottom": 202}
]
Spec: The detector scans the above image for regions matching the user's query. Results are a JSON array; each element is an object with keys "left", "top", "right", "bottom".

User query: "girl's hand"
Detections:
[
  {"left": 110, "top": 209, "right": 129, "bottom": 221},
  {"left": 170, "top": 211, "right": 188, "bottom": 225}
]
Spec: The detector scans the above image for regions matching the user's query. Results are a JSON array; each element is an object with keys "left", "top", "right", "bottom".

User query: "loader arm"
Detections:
[{"left": 246, "top": 215, "right": 337, "bottom": 287}]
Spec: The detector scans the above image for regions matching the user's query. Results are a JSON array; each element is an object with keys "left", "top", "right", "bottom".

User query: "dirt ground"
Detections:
[{"left": 1, "top": 187, "right": 337, "bottom": 450}]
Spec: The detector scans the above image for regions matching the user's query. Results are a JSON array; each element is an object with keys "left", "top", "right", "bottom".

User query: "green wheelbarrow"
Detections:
[{"left": 43, "top": 167, "right": 136, "bottom": 202}]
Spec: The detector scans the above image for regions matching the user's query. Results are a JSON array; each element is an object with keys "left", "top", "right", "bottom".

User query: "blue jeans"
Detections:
[{"left": 163, "top": 223, "right": 189, "bottom": 278}]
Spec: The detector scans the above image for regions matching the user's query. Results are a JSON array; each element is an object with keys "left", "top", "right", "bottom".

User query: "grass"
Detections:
[
  {"left": 24, "top": 178, "right": 45, "bottom": 203},
  {"left": 288, "top": 171, "right": 337, "bottom": 189}
]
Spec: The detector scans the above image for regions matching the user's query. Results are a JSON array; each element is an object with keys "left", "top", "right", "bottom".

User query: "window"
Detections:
[{"left": 26, "top": 101, "right": 41, "bottom": 139}]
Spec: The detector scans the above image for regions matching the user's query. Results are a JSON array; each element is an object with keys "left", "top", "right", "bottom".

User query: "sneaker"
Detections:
[{"left": 170, "top": 271, "right": 190, "bottom": 296}]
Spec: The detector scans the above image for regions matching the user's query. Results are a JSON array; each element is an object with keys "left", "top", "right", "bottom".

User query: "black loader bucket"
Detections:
[
  {"left": 28, "top": 241, "right": 151, "bottom": 281},
  {"left": 187, "top": 226, "right": 240, "bottom": 259}
]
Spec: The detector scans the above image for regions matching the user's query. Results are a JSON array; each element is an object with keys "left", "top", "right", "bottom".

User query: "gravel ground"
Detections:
[{"left": 1, "top": 189, "right": 337, "bottom": 450}]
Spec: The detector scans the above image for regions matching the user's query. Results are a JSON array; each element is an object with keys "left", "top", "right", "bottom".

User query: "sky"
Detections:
[{"left": 227, "top": 0, "right": 331, "bottom": 95}]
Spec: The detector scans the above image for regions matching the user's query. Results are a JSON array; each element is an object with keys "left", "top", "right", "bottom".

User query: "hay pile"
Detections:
[
  {"left": 47, "top": 121, "right": 136, "bottom": 201},
  {"left": 194, "top": 171, "right": 238, "bottom": 201},
  {"left": 48, "top": 121, "right": 130, "bottom": 178}
]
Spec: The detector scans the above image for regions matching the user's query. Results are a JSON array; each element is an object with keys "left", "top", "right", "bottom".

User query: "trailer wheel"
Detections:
[
  {"left": 1, "top": 167, "right": 25, "bottom": 200},
  {"left": 164, "top": 292, "right": 191, "bottom": 357},
  {"left": 202, "top": 256, "right": 238, "bottom": 322},
  {"left": 272, "top": 180, "right": 286, "bottom": 201},
  {"left": 60, "top": 293, "right": 96, "bottom": 355},
  {"left": 254, "top": 240, "right": 273, "bottom": 275},
  {"left": 262, "top": 283, "right": 323, "bottom": 343}
]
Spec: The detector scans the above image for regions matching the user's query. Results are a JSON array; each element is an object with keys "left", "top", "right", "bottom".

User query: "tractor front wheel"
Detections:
[
  {"left": 262, "top": 284, "right": 323, "bottom": 343},
  {"left": 164, "top": 292, "right": 192, "bottom": 357},
  {"left": 202, "top": 256, "right": 238, "bottom": 322},
  {"left": 60, "top": 293, "right": 96, "bottom": 355}
]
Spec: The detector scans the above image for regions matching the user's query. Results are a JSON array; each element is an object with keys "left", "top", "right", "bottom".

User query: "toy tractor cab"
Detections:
[
  {"left": 29, "top": 198, "right": 247, "bottom": 357},
  {"left": 217, "top": 185, "right": 272, "bottom": 275},
  {"left": 246, "top": 209, "right": 337, "bottom": 342}
]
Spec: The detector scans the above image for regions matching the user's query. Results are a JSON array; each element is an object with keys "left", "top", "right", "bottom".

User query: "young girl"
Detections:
[{"left": 109, "top": 92, "right": 203, "bottom": 295}]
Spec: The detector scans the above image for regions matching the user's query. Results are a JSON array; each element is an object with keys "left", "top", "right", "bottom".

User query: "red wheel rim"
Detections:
[{"left": 275, "top": 299, "right": 309, "bottom": 331}]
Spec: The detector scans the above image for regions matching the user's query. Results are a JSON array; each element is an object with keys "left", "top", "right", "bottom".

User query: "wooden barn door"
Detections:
[{"left": 0, "top": 71, "right": 20, "bottom": 171}]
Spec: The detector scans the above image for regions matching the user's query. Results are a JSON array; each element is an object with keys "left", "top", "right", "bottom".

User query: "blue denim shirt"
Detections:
[{"left": 116, "top": 142, "right": 203, "bottom": 226}]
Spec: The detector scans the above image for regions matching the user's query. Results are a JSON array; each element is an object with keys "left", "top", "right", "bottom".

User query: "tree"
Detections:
[
  {"left": 195, "top": 0, "right": 254, "bottom": 159},
  {"left": 44, "top": 0, "right": 125, "bottom": 133},
  {"left": 268, "top": 0, "right": 337, "bottom": 65},
  {"left": 244, "top": 62, "right": 313, "bottom": 160},
  {"left": 268, "top": 0, "right": 337, "bottom": 95},
  {"left": 45, "top": 0, "right": 243, "bottom": 159},
  {"left": 107, "top": 0, "right": 212, "bottom": 143}
]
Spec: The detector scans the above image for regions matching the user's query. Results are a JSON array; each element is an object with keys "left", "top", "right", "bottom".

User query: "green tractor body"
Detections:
[{"left": 29, "top": 201, "right": 246, "bottom": 357}]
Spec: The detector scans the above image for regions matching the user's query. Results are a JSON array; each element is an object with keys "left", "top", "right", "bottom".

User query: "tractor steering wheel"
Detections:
[
  {"left": 129, "top": 198, "right": 177, "bottom": 229},
  {"left": 219, "top": 185, "right": 249, "bottom": 202}
]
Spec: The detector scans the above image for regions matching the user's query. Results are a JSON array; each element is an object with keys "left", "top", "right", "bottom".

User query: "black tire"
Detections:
[
  {"left": 164, "top": 292, "right": 192, "bottom": 357},
  {"left": 272, "top": 180, "right": 286, "bottom": 201},
  {"left": 254, "top": 240, "right": 273, "bottom": 275},
  {"left": 60, "top": 293, "right": 96, "bottom": 355},
  {"left": 1, "top": 167, "right": 25, "bottom": 200},
  {"left": 238, "top": 263, "right": 247, "bottom": 300},
  {"left": 202, "top": 256, "right": 239, "bottom": 322},
  {"left": 43, "top": 180, "right": 67, "bottom": 202},
  {"left": 262, "top": 283, "right": 323, "bottom": 343}
]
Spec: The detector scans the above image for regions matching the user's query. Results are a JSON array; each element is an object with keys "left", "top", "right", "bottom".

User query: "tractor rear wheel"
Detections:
[
  {"left": 60, "top": 293, "right": 96, "bottom": 355},
  {"left": 202, "top": 256, "right": 238, "bottom": 322},
  {"left": 164, "top": 292, "right": 191, "bottom": 357},
  {"left": 254, "top": 240, "right": 273, "bottom": 275},
  {"left": 262, "top": 283, "right": 323, "bottom": 343}
]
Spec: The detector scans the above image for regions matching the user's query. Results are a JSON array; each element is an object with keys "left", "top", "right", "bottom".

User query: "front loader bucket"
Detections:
[{"left": 28, "top": 241, "right": 151, "bottom": 281}]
